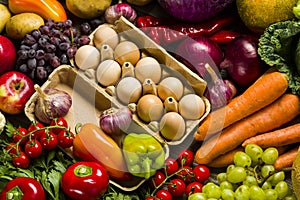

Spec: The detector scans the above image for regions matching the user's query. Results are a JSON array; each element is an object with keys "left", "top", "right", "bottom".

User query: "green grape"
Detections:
[
  {"left": 206, "top": 185, "right": 221, "bottom": 199},
  {"left": 260, "top": 164, "right": 275, "bottom": 178},
  {"left": 284, "top": 195, "right": 297, "bottom": 200},
  {"left": 245, "top": 144, "right": 263, "bottom": 165},
  {"left": 217, "top": 172, "right": 227, "bottom": 183},
  {"left": 220, "top": 181, "right": 234, "bottom": 191},
  {"left": 202, "top": 182, "right": 216, "bottom": 194},
  {"left": 243, "top": 175, "right": 258, "bottom": 187},
  {"left": 207, "top": 198, "right": 218, "bottom": 200},
  {"left": 269, "top": 171, "right": 285, "bottom": 186},
  {"left": 274, "top": 181, "right": 289, "bottom": 199},
  {"left": 226, "top": 164, "right": 235, "bottom": 173},
  {"left": 262, "top": 147, "right": 278, "bottom": 165},
  {"left": 234, "top": 185, "right": 250, "bottom": 200},
  {"left": 264, "top": 189, "right": 278, "bottom": 200},
  {"left": 188, "top": 192, "right": 207, "bottom": 200},
  {"left": 249, "top": 185, "right": 266, "bottom": 200},
  {"left": 261, "top": 181, "right": 272, "bottom": 190},
  {"left": 221, "top": 189, "right": 235, "bottom": 200},
  {"left": 227, "top": 166, "right": 247, "bottom": 183},
  {"left": 234, "top": 151, "right": 252, "bottom": 167}
]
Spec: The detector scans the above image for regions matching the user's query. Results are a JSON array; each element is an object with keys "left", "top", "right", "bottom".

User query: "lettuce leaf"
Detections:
[{"left": 258, "top": 20, "right": 300, "bottom": 95}]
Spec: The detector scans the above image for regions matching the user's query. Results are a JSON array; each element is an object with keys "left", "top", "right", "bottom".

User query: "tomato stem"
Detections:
[{"left": 74, "top": 165, "right": 93, "bottom": 177}]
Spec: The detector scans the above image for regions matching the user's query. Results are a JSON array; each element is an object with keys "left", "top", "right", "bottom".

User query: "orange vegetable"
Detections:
[
  {"left": 72, "top": 123, "right": 132, "bottom": 181},
  {"left": 194, "top": 70, "right": 288, "bottom": 141},
  {"left": 207, "top": 146, "right": 244, "bottom": 168},
  {"left": 8, "top": 0, "right": 67, "bottom": 22},
  {"left": 195, "top": 93, "right": 300, "bottom": 165},
  {"left": 242, "top": 123, "right": 300, "bottom": 148},
  {"left": 274, "top": 146, "right": 299, "bottom": 170}
]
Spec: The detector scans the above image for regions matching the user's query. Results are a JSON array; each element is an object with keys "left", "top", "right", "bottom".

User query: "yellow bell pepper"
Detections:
[{"left": 8, "top": 0, "right": 67, "bottom": 22}]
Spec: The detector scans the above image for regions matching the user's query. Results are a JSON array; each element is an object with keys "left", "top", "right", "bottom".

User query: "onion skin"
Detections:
[
  {"left": 175, "top": 36, "right": 223, "bottom": 78},
  {"left": 157, "top": 0, "right": 234, "bottom": 22},
  {"left": 220, "top": 35, "right": 264, "bottom": 87},
  {"left": 99, "top": 107, "right": 132, "bottom": 136},
  {"left": 104, "top": 3, "right": 137, "bottom": 24}
]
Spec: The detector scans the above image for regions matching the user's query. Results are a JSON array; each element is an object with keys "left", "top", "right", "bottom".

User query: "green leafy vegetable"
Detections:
[{"left": 258, "top": 20, "right": 300, "bottom": 95}]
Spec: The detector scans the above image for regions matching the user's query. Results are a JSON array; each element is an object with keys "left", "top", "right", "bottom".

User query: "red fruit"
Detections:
[
  {"left": 40, "top": 132, "right": 58, "bottom": 150},
  {"left": 12, "top": 152, "right": 30, "bottom": 168},
  {"left": 25, "top": 140, "right": 43, "bottom": 158},
  {"left": 27, "top": 121, "right": 45, "bottom": 140},
  {"left": 167, "top": 178, "right": 186, "bottom": 197},
  {"left": 0, "top": 35, "right": 16, "bottom": 76},
  {"left": 185, "top": 181, "right": 203, "bottom": 196},
  {"left": 165, "top": 158, "right": 179, "bottom": 175},
  {"left": 193, "top": 165, "right": 210, "bottom": 183},
  {"left": 50, "top": 117, "right": 69, "bottom": 134}
]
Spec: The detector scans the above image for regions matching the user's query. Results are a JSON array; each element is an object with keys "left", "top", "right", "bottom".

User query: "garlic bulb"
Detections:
[{"left": 34, "top": 85, "right": 72, "bottom": 124}]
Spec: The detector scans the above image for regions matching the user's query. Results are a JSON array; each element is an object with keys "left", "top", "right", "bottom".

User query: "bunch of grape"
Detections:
[
  {"left": 190, "top": 144, "right": 296, "bottom": 200},
  {"left": 15, "top": 18, "right": 102, "bottom": 84}
]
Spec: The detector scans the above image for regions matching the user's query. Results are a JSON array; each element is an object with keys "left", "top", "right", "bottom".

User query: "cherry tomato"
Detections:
[
  {"left": 13, "top": 127, "right": 29, "bottom": 145},
  {"left": 167, "top": 178, "right": 186, "bottom": 197},
  {"left": 150, "top": 170, "right": 166, "bottom": 189},
  {"left": 185, "top": 181, "right": 203, "bottom": 196},
  {"left": 145, "top": 197, "right": 157, "bottom": 200},
  {"left": 50, "top": 117, "right": 68, "bottom": 134},
  {"left": 13, "top": 152, "right": 30, "bottom": 168},
  {"left": 57, "top": 130, "right": 74, "bottom": 148},
  {"left": 40, "top": 132, "right": 58, "bottom": 150},
  {"left": 177, "top": 149, "right": 194, "bottom": 166},
  {"left": 193, "top": 165, "right": 210, "bottom": 183},
  {"left": 165, "top": 158, "right": 179, "bottom": 175},
  {"left": 156, "top": 189, "right": 173, "bottom": 200},
  {"left": 27, "top": 121, "right": 45, "bottom": 140},
  {"left": 25, "top": 140, "right": 43, "bottom": 158},
  {"left": 5, "top": 142, "right": 21, "bottom": 155},
  {"left": 177, "top": 166, "right": 194, "bottom": 183}
]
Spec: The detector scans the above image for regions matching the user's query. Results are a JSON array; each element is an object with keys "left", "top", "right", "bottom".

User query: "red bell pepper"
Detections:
[
  {"left": 61, "top": 161, "right": 109, "bottom": 200},
  {"left": 209, "top": 30, "right": 241, "bottom": 44},
  {"left": 0, "top": 177, "right": 46, "bottom": 200}
]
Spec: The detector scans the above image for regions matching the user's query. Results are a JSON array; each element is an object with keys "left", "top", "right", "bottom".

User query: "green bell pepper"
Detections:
[{"left": 122, "top": 133, "right": 165, "bottom": 179}]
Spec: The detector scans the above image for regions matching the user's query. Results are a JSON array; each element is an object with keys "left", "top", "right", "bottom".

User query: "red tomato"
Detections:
[
  {"left": 40, "top": 132, "right": 58, "bottom": 150},
  {"left": 27, "top": 121, "right": 45, "bottom": 140},
  {"left": 177, "top": 149, "right": 194, "bottom": 166},
  {"left": 57, "top": 130, "right": 74, "bottom": 148},
  {"left": 177, "top": 166, "right": 194, "bottom": 183},
  {"left": 185, "top": 181, "right": 203, "bottom": 196},
  {"left": 167, "top": 178, "right": 186, "bottom": 197},
  {"left": 25, "top": 140, "right": 43, "bottom": 158},
  {"left": 193, "top": 165, "right": 210, "bottom": 183},
  {"left": 165, "top": 158, "right": 179, "bottom": 175},
  {"left": 156, "top": 189, "right": 173, "bottom": 200},
  {"left": 5, "top": 142, "right": 21, "bottom": 155},
  {"left": 50, "top": 117, "right": 68, "bottom": 134},
  {"left": 13, "top": 127, "right": 28, "bottom": 145},
  {"left": 145, "top": 197, "right": 157, "bottom": 200},
  {"left": 12, "top": 152, "right": 30, "bottom": 168},
  {"left": 150, "top": 170, "right": 166, "bottom": 189}
]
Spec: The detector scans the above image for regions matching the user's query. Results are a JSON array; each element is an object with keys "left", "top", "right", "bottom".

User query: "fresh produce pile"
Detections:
[{"left": 0, "top": 0, "right": 300, "bottom": 199}]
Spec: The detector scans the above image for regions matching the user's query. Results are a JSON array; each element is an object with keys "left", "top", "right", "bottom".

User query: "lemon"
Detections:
[{"left": 0, "top": 4, "right": 11, "bottom": 33}]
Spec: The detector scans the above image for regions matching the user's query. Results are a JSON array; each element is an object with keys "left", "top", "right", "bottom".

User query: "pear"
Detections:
[{"left": 0, "top": 4, "right": 11, "bottom": 33}]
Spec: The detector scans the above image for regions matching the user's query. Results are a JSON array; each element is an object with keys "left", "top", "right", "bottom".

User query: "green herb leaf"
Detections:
[
  {"left": 4, "top": 121, "right": 15, "bottom": 138},
  {"left": 48, "top": 169, "right": 61, "bottom": 200}
]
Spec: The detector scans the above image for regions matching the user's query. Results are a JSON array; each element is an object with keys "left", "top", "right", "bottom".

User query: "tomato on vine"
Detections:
[
  {"left": 177, "top": 165, "right": 194, "bottom": 183},
  {"left": 167, "top": 178, "right": 186, "bottom": 197},
  {"left": 165, "top": 158, "right": 179, "bottom": 176},
  {"left": 177, "top": 149, "right": 194, "bottom": 167},
  {"left": 40, "top": 132, "right": 58, "bottom": 150},
  {"left": 27, "top": 121, "right": 45, "bottom": 140},
  {"left": 24, "top": 140, "right": 43, "bottom": 158},
  {"left": 50, "top": 117, "right": 68, "bottom": 134},
  {"left": 5, "top": 142, "right": 20, "bottom": 155},
  {"left": 12, "top": 152, "right": 30, "bottom": 168},
  {"left": 155, "top": 189, "right": 173, "bottom": 200},
  {"left": 150, "top": 170, "right": 166, "bottom": 189},
  {"left": 193, "top": 165, "right": 210, "bottom": 183},
  {"left": 185, "top": 181, "right": 203, "bottom": 196},
  {"left": 57, "top": 130, "right": 74, "bottom": 148},
  {"left": 13, "top": 127, "right": 28, "bottom": 145}
]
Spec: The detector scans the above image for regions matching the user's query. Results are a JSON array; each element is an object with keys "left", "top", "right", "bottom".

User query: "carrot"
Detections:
[
  {"left": 207, "top": 146, "right": 244, "bottom": 168},
  {"left": 194, "top": 70, "right": 288, "bottom": 141},
  {"left": 195, "top": 93, "right": 300, "bottom": 165},
  {"left": 274, "top": 146, "right": 299, "bottom": 170},
  {"left": 242, "top": 123, "right": 300, "bottom": 148}
]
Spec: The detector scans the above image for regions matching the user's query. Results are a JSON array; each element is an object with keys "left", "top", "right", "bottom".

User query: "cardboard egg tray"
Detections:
[{"left": 24, "top": 16, "right": 211, "bottom": 190}]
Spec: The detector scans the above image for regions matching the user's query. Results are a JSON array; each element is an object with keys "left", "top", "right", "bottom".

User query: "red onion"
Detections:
[
  {"left": 99, "top": 107, "right": 132, "bottom": 136},
  {"left": 174, "top": 36, "right": 223, "bottom": 78},
  {"left": 220, "top": 35, "right": 264, "bottom": 87},
  {"left": 204, "top": 64, "right": 237, "bottom": 109},
  {"left": 104, "top": 2, "right": 137, "bottom": 24}
]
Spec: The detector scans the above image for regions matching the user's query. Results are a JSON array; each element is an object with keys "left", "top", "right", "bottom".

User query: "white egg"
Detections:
[
  {"left": 74, "top": 45, "right": 101, "bottom": 70},
  {"left": 93, "top": 26, "right": 119, "bottom": 50},
  {"left": 96, "top": 60, "right": 121, "bottom": 87},
  {"left": 114, "top": 41, "right": 140, "bottom": 66},
  {"left": 116, "top": 77, "right": 142, "bottom": 104},
  {"left": 179, "top": 94, "right": 206, "bottom": 120},
  {"left": 135, "top": 57, "right": 162, "bottom": 83},
  {"left": 157, "top": 77, "right": 184, "bottom": 101},
  {"left": 160, "top": 112, "right": 186, "bottom": 141}
]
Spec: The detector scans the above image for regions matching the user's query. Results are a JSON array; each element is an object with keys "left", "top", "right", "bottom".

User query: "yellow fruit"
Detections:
[
  {"left": 292, "top": 147, "right": 300, "bottom": 199},
  {"left": 66, "top": 0, "right": 112, "bottom": 19},
  {"left": 6, "top": 13, "right": 44, "bottom": 40},
  {"left": 236, "top": 0, "right": 297, "bottom": 33},
  {"left": 0, "top": 4, "right": 11, "bottom": 33}
]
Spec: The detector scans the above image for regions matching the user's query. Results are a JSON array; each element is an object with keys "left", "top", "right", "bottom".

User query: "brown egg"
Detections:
[
  {"left": 179, "top": 94, "right": 206, "bottom": 120},
  {"left": 114, "top": 41, "right": 140, "bottom": 66},
  {"left": 137, "top": 94, "right": 164, "bottom": 123},
  {"left": 74, "top": 45, "right": 101, "bottom": 70},
  {"left": 96, "top": 60, "right": 121, "bottom": 86},
  {"left": 93, "top": 26, "right": 119, "bottom": 50},
  {"left": 116, "top": 77, "right": 142, "bottom": 104},
  {"left": 135, "top": 57, "right": 162, "bottom": 83},
  {"left": 160, "top": 112, "right": 186, "bottom": 141},
  {"left": 157, "top": 77, "right": 184, "bottom": 101}
]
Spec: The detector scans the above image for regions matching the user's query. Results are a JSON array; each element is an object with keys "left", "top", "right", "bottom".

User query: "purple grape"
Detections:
[
  {"left": 50, "top": 56, "right": 60, "bottom": 68},
  {"left": 18, "top": 64, "right": 29, "bottom": 73},
  {"left": 23, "top": 34, "right": 36, "bottom": 46},
  {"left": 45, "top": 19, "right": 55, "bottom": 29},
  {"left": 60, "top": 35, "right": 70, "bottom": 43},
  {"left": 77, "top": 35, "right": 91, "bottom": 45},
  {"left": 37, "top": 59, "right": 45, "bottom": 66},
  {"left": 31, "top": 29, "right": 41, "bottom": 40},
  {"left": 39, "top": 25, "right": 50, "bottom": 35},
  {"left": 17, "top": 50, "right": 28, "bottom": 60},
  {"left": 80, "top": 22, "right": 92, "bottom": 35},
  {"left": 63, "top": 19, "right": 73, "bottom": 28},
  {"left": 27, "top": 49, "right": 36, "bottom": 58},
  {"left": 90, "top": 18, "right": 105, "bottom": 29},
  {"left": 19, "top": 45, "right": 30, "bottom": 50},
  {"left": 49, "top": 36, "right": 61, "bottom": 46},
  {"left": 31, "top": 43, "right": 39, "bottom": 50},
  {"left": 59, "top": 42, "right": 71, "bottom": 51},
  {"left": 35, "top": 66, "right": 48, "bottom": 80},
  {"left": 35, "top": 49, "right": 45, "bottom": 60},
  {"left": 45, "top": 53, "right": 55, "bottom": 61},
  {"left": 38, "top": 37, "right": 48, "bottom": 48},
  {"left": 60, "top": 54, "right": 68, "bottom": 64},
  {"left": 45, "top": 44, "right": 56, "bottom": 53},
  {"left": 50, "top": 29, "right": 61, "bottom": 38},
  {"left": 27, "top": 58, "right": 37, "bottom": 69},
  {"left": 67, "top": 46, "right": 77, "bottom": 58}
]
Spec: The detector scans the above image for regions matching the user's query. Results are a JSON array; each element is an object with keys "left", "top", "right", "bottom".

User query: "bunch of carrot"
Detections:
[{"left": 194, "top": 68, "right": 300, "bottom": 169}]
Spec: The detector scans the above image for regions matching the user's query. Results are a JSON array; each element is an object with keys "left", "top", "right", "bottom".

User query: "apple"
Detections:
[
  {"left": 0, "top": 71, "right": 34, "bottom": 115},
  {"left": 0, "top": 35, "right": 16, "bottom": 76}
]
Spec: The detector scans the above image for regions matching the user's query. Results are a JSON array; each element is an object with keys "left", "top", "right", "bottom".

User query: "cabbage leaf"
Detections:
[{"left": 258, "top": 20, "right": 300, "bottom": 95}]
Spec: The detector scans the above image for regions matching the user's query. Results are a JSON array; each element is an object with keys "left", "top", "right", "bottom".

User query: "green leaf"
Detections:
[
  {"left": 41, "top": 171, "right": 55, "bottom": 200},
  {"left": 48, "top": 170, "right": 61, "bottom": 200},
  {"left": 47, "top": 150, "right": 56, "bottom": 166},
  {"left": 4, "top": 121, "right": 16, "bottom": 138},
  {"left": 52, "top": 160, "right": 66, "bottom": 173}
]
